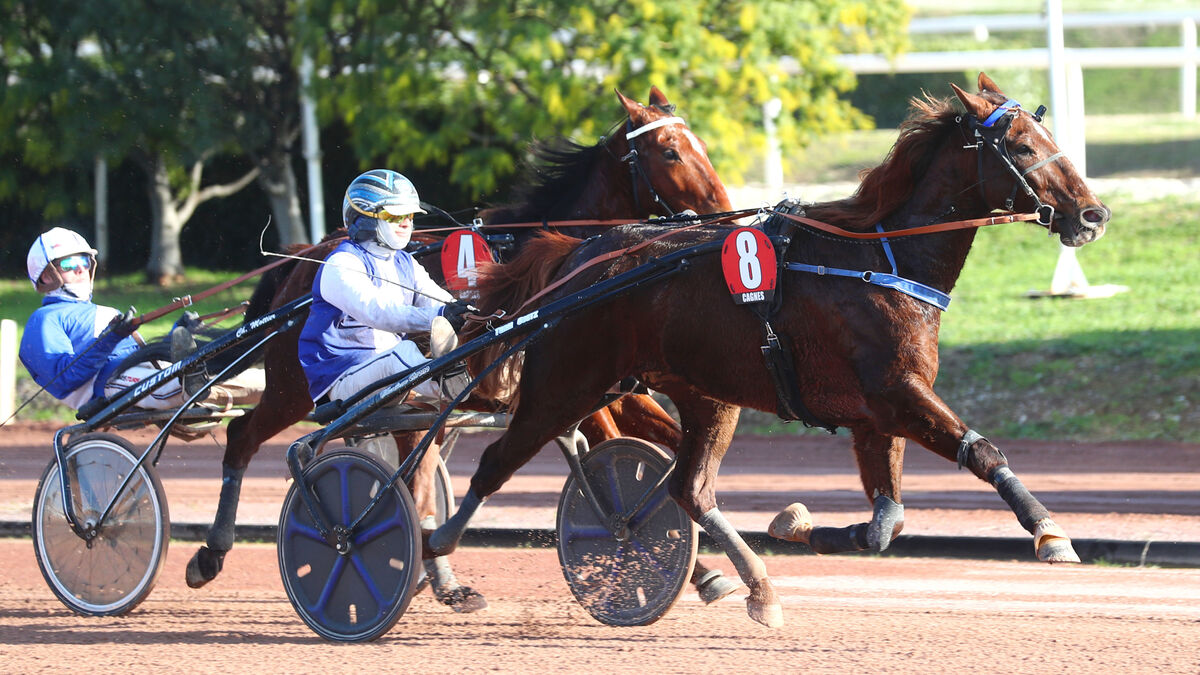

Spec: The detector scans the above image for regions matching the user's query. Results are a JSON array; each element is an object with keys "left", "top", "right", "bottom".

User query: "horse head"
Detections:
[
  {"left": 951, "top": 72, "right": 1110, "bottom": 247},
  {"left": 614, "top": 86, "right": 732, "bottom": 216}
]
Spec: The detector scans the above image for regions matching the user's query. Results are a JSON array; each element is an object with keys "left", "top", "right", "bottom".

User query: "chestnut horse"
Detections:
[
  {"left": 185, "top": 87, "right": 737, "bottom": 608},
  {"left": 427, "top": 74, "right": 1111, "bottom": 627}
]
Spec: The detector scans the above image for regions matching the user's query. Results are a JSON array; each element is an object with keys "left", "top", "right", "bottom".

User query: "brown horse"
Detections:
[
  {"left": 427, "top": 73, "right": 1111, "bottom": 627},
  {"left": 185, "top": 87, "right": 737, "bottom": 608}
]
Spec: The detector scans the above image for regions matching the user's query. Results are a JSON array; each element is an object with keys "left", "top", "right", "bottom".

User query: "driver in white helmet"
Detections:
[
  {"left": 298, "top": 169, "right": 472, "bottom": 406},
  {"left": 19, "top": 227, "right": 185, "bottom": 410}
]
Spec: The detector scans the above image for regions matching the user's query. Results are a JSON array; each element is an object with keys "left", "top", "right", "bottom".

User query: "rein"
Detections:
[
  {"left": 768, "top": 209, "right": 1044, "bottom": 240},
  {"left": 133, "top": 241, "right": 327, "bottom": 328},
  {"left": 497, "top": 209, "right": 756, "bottom": 319}
]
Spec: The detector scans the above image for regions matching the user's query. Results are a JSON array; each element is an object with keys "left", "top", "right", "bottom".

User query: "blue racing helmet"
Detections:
[{"left": 342, "top": 169, "right": 427, "bottom": 249}]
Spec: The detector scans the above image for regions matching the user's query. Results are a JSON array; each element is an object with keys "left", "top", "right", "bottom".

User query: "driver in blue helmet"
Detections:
[{"left": 298, "top": 169, "right": 472, "bottom": 406}]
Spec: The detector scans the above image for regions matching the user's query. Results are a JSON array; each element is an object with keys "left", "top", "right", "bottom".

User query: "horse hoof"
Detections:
[
  {"left": 745, "top": 598, "right": 784, "bottom": 628},
  {"left": 695, "top": 570, "right": 741, "bottom": 605},
  {"left": 767, "top": 503, "right": 812, "bottom": 544},
  {"left": 185, "top": 546, "right": 227, "bottom": 589},
  {"left": 1034, "top": 518, "right": 1081, "bottom": 563},
  {"left": 435, "top": 586, "right": 489, "bottom": 613}
]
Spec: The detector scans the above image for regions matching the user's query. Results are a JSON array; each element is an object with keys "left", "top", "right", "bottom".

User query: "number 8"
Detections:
[{"left": 735, "top": 231, "right": 762, "bottom": 289}]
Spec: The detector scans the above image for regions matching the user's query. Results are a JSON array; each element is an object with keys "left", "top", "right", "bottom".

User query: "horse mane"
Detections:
[
  {"left": 806, "top": 93, "right": 961, "bottom": 229},
  {"left": 480, "top": 137, "right": 609, "bottom": 222},
  {"left": 466, "top": 230, "right": 584, "bottom": 402}
]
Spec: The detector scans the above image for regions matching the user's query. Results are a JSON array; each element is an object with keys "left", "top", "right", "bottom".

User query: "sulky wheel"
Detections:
[
  {"left": 556, "top": 437, "right": 697, "bottom": 626},
  {"left": 32, "top": 432, "right": 170, "bottom": 616},
  {"left": 277, "top": 450, "right": 422, "bottom": 642},
  {"left": 349, "top": 434, "right": 453, "bottom": 521}
]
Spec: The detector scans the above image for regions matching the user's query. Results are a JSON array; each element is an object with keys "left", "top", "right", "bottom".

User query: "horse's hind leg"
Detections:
[
  {"left": 769, "top": 428, "right": 907, "bottom": 554},
  {"left": 668, "top": 392, "right": 781, "bottom": 628},
  {"left": 392, "top": 430, "right": 488, "bottom": 613}
]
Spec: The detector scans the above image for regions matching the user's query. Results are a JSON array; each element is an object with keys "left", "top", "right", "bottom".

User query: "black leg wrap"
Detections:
[
  {"left": 808, "top": 523, "right": 870, "bottom": 554},
  {"left": 957, "top": 430, "right": 1008, "bottom": 480},
  {"left": 207, "top": 465, "right": 246, "bottom": 551},
  {"left": 990, "top": 466, "right": 1051, "bottom": 533}
]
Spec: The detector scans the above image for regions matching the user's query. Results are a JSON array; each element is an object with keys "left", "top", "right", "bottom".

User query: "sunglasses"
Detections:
[
  {"left": 377, "top": 211, "right": 414, "bottom": 224},
  {"left": 56, "top": 255, "right": 92, "bottom": 273}
]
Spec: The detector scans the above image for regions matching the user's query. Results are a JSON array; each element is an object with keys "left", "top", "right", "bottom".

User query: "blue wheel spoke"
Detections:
[
  {"left": 601, "top": 461, "right": 625, "bottom": 515},
  {"left": 283, "top": 517, "right": 327, "bottom": 543},
  {"left": 353, "top": 504, "right": 408, "bottom": 548},
  {"left": 312, "top": 553, "right": 349, "bottom": 618},
  {"left": 626, "top": 487, "right": 672, "bottom": 534},
  {"left": 338, "top": 462, "right": 352, "bottom": 526},
  {"left": 348, "top": 551, "right": 389, "bottom": 612},
  {"left": 563, "top": 525, "right": 615, "bottom": 544}
]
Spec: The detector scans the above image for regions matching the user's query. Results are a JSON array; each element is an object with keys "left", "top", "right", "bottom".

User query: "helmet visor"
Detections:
[{"left": 56, "top": 255, "right": 93, "bottom": 273}]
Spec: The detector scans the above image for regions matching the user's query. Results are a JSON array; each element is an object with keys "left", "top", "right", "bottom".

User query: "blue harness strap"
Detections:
[
  {"left": 981, "top": 98, "right": 1021, "bottom": 127},
  {"left": 785, "top": 224, "right": 952, "bottom": 311}
]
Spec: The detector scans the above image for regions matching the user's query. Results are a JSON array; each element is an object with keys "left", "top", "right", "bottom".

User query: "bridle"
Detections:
[
  {"left": 619, "top": 108, "right": 689, "bottom": 217},
  {"left": 962, "top": 98, "right": 1063, "bottom": 226}
]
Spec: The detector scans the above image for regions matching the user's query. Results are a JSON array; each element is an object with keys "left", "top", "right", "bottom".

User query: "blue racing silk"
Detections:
[
  {"left": 298, "top": 240, "right": 453, "bottom": 400},
  {"left": 19, "top": 296, "right": 140, "bottom": 408}
]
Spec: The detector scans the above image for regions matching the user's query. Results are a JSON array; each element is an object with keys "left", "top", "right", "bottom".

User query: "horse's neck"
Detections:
[{"left": 803, "top": 170, "right": 986, "bottom": 295}]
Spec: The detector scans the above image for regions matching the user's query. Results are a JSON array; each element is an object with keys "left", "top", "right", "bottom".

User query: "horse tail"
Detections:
[{"left": 467, "top": 230, "right": 583, "bottom": 403}]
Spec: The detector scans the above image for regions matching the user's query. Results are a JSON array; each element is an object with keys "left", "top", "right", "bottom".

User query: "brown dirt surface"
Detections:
[{"left": 1, "top": 421, "right": 1199, "bottom": 672}]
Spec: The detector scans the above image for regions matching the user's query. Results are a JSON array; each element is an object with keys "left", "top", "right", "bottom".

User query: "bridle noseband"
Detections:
[
  {"left": 620, "top": 108, "right": 688, "bottom": 217},
  {"left": 963, "top": 99, "right": 1062, "bottom": 226}
]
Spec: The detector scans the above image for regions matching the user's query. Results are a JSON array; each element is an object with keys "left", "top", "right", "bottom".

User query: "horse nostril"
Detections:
[{"left": 1082, "top": 207, "right": 1108, "bottom": 224}]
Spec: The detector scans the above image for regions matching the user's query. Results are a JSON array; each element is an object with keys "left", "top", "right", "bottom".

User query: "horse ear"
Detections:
[
  {"left": 615, "top": 89, "right": 641, "bottom": 119},
  {"left": 648, "top": 86, "right": 670, "bottom": 108},
  {"left": 950, "top": 81, "right": 991, "bottom": 118},
  {"left": 976, "top": 72, "right": 1004, "bottom": 96}
]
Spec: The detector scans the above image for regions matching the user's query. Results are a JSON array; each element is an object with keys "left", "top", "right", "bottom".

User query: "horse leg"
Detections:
[
  {"left": 884, "top": 381, "right": 1079, "bottom": 563},
  {"left": 955, "top": 430, "right": 1079, "bottom": 562},
  {"left": 769, "top": 428, "right": 907, "bottom": 554},
  {"left": 668, "top": 392, "right": 781, "bottom": 628},
  {"left": 390, "top": 429, "right": 488, "bottom": 613},
  {"left": 186, "top": 366, "right": 312, "bottom": 588},
  {"left": 611, "top": 394, "right": 737, "bottom": 603}
]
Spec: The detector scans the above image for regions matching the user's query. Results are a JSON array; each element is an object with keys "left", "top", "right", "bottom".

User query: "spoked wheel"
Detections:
[
  {"left": 556, "top": 437, "right": 697, "bottom": 626},
  {"left": 277, "top": 451, "right": 422, "bottom": 642},
  {"left": 32, "top": 432, "right": 170, "bottom": 616}
]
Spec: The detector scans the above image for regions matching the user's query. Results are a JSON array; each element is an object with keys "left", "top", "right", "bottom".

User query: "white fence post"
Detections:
[
  {"left": 1183, "top": 18, "right": 1197, "bottom": 118},
  {"left": 0, "top": 319, "right": 17, "bottom": 425}
]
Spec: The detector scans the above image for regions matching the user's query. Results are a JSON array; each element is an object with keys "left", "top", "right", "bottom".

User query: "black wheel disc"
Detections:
[
  {"left": 556, "top": 437, "right": 697, "bottom": 626},
  {"left": 277, "top": 451, "right": 421, "bottom": 642}
]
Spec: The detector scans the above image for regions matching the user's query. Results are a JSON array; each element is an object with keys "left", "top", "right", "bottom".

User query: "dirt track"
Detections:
[{"left": 1, "top": 422, "right": 1199, "bottom": 672}]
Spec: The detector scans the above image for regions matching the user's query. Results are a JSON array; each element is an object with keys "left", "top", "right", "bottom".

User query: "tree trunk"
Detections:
[
  {"left": 145, "top": 156, "right": 186, "bottom": 285},
  {"left": 258, "top": 150, "right": 308, "bottom": 246}
]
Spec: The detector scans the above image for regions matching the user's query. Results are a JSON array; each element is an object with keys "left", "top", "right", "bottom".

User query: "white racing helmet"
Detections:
[
  {"left": 26, "top": 227, "right": 98, "bottom": 293},
  {"left": 343, "top": 169, "right": 427, "bottom": 250}
]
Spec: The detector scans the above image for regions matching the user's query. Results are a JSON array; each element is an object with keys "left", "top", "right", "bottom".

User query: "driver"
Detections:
[{"left": 298, "top": 169, "right": 471, "bottom": 407}]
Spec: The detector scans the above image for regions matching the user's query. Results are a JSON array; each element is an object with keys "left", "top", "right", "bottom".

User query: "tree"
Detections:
[
  {"left": 300, "top": 0, "right": 909, "bottom": 199},
  {"left": 0, "top": 0, "right": 264, "bottom": 283}
]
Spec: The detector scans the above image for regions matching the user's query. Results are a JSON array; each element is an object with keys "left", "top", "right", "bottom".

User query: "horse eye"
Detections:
[
  {"left": 663, "top": 148, "right": 680, "bottom": 161},
  {"left": 1014, "top": 144, "right": 1034, "bottom": 156}
]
